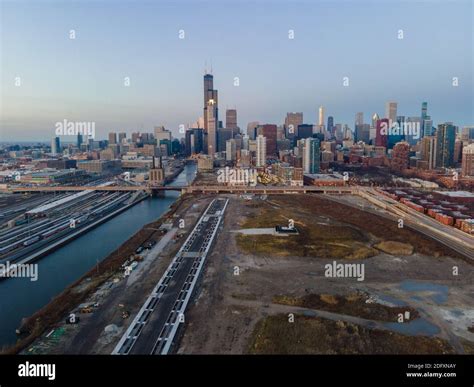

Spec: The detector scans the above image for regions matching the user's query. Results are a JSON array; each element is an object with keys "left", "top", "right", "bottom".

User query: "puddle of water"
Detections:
[
  {"left": 399, "top": 280, "right": 448, "bottom": 304},
  {"left": 384, "top": 318, "right": 440, "bottom": 337},
  {"left": 376, "top": 294, "right": 407, "bottom": 307}
]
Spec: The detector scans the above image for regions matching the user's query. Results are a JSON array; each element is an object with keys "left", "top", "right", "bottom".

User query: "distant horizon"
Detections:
[{"left": 1, "top": 0, "right": 473, "bottom": 141}]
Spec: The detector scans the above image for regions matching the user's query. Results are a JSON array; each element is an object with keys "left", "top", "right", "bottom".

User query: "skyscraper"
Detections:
[
  {"left": 108, "top": 132, "right": 117, "bottom": 144},
  {"left": 51, "top": 136, "right": 60, "bottom": 155},
  {"left": 436, "top": 123, "right": 456, "bottom": 168},
  {"left": 203, "top": 73, "right": 218, "bottom": 154},
  {"left": 420, "top": 136, "right": 437, "bottom": 170},
  {"left": 258, "top": 124, "right": 277, "bottom": 156},
  {"left": 226, "top": 109, "right": 237, "bottom": 129},
  {"left": 355, "top": 112, "right": 364, "bottom": 126},
  {"left": 303, "top": 138, "right": 320, "bottom": 174},
  {"left": 385, "top": 102, "right": 397, "bottom": 124},
  {"left": 206, "top": 99, "right": 218, "bottom": 156},
  {"left": 421, "top": 102, "right": 428, "bottom": 119},
  {"left": 154, "top": 126, "right": 172, "bottom": 144},
  {"left": 118, "top": 132, "right": 127, "bottom": 144},
  {"left": 375, "top": 119, "right": 389, "bottom": 148},
  {"left": 256, "top": 135, "right": 266, "bottom": 167},
  {"left": 77, "top": 133, "right": 83, "bottom": 149},
  {"left": 318, "top": 106, "right": 325, "bottom": 127},
  {"left": 226, "top": 139, "right": 237, "bottom": 161},
  {"left": 285, "top": 112, "right": 303, "bottom": 137},
  {"left": 371, "top": 113, "right": 379, "bottom": 128},
  {"left": 327, "top": 116, "right": 334, "bottom": 135},
  {"left": 461, "top": 143, "right": 474, "bottom": 177},
  {"left": 297, "top": 124, "right": 313, "bottom": 139}
]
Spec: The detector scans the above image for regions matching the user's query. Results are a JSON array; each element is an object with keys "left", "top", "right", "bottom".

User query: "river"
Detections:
[{"left": 0, "top": 163, "right": 197, "bottom": 347}]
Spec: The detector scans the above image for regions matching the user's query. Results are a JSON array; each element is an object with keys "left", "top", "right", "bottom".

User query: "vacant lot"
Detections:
[{"left": 178, "top": 194, "right": 473, "bottom": 355}]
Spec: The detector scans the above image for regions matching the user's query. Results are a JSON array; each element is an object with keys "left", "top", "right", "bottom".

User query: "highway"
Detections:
[{"left": 113, "top": 198, "right": 229, "bottom": 355}]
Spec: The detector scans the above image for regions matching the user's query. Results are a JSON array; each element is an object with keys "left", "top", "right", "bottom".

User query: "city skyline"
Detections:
[{"left": 1, "top": 0, "right": 473, "bottom": 141}]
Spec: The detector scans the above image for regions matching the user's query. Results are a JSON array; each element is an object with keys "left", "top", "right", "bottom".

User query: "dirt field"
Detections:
[{"left": 177, "top": 194, "right": 474, "bottom": 354}]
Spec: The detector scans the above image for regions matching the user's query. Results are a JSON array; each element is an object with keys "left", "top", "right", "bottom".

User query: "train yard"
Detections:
[{"left": 0, "top": 187, "right": 148, "bottom": 274}]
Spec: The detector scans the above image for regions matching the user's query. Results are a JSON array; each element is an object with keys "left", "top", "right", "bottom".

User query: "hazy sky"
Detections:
[{"left": 1, "top": 0, "right": 473, "bottom": 141}]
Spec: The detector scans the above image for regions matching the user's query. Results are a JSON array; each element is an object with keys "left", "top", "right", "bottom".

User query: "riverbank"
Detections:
[{"left": 1, "top": 193, "right": 191, "bottom": 354}]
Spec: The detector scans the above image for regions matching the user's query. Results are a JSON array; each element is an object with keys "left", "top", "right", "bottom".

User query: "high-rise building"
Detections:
[
  {"left": 303, "top": 138, "right": 320, "bottom": 174},
  {"left": 327, "top": 116, "right": 334, "bottom": 135},
  {"left": 77, "top": 133, "right": 83, "bottom": 149},
  {"left": 297, "top": 124, "right": 313, "bottom": 139},
  {"left": 226, "top": 139, "right": 237, "bottom": 161},
  {"left": 355, "top": 124, "right": 370, "bottom": 144},
  {"left": 420, "top": 136, "right": 437, "bottom": 170},
  {"left": 375, "top": 119, "right": 389, "bottom": 148},
  {"left": 387, "top": 116, "right": 406, "bottom": 149},
  {"left": 371, "top": 113, "right": 379, "bottom": 128},
  {"left": 318, "top": 106, "right": 325, "bottom": 127},
  {"left": 461, "top": 127, "right": 474, "bottom": 141},
  {"left": 423, "top": 116, "right": 433, "bottom": 137},
  {"left": 385, "top": 102, "right": 397, "bottom": 124},
  {"left": 206, "top": 99, "right": 218, "bottom": 156},
  {"left": 217, "top": 128, "right": 234, "bottom": 153},
  {"left": 258, "top": 124, "right": 277, "bottom": 156},
  {"left": 118, "top": 132, "right": 127, "bottom": 144},
  {"left": 154, "top": 126, "right": 172, "bottom": 144},
  {"left": 436, "top": 123, "right": 456, "bottom": 168},
  {"left": 226, "top": 109, "right": 238, "bottom": 129},
  {"left": 108, "top": 132, "right": 117, "bottom": 144},
  {"left": 256, "top": 135, "right": 266, "bottom": 167},
  {"left": 461, "top": 143, "right": 474, "bottom": 177},
  {"left": 185, "top": 128, "right": 204, "bottom": 156},
  {"left": 355, "top": 112, "right": 364, "bottom": 126},
  {"left": 203, "top": 73, "right": 219, "bottom": 155},
  {"left": 285, "top": 112, "right": 303, "bottom": 138},
  {"left": 421, "top": 102, "right": 428, "bottom": 119},
  {"left": 51, "top": 136, "right": 60, "bottom": 155},
  {"left": 247, "top": 122, "right": 259, "bottom": 139}
]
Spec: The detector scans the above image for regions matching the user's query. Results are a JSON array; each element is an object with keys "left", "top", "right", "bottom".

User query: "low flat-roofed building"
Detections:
[{"left": 303, "top": 173, "right": 345, "bottom": 186}]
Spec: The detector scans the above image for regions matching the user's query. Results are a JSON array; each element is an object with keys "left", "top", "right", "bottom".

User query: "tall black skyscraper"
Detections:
[{"left": 203, "top": 73, "right": 218, "bottom": 155}]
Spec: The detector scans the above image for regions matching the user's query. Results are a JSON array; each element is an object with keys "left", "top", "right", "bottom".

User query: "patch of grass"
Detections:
[
  {"left": 375, "top": 241, "right": 414, "bottom": 256},
  {"left": 248, "top": 314, "right": 454, "bottom": 354}
]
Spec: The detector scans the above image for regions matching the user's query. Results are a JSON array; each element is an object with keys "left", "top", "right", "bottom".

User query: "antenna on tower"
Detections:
[
  {"left": 204, "top": 60, "right": 207, "bottom": 74},
  {"left": 210, "top": 59, "right": 213, "bottom": 74}
]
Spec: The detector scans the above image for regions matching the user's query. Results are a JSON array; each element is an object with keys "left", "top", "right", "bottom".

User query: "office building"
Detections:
[
  {"left": 461, "top": 143, "right": 474, "bottom": 177},
  {"left": 256, "top": 135, "right": 266, "bottom": 167},
  {"left": 436, "top": 123, "right": 456, "bottom": 168},
  {"left": 226, "top": 109, "right": 238, "bottom": 129}
]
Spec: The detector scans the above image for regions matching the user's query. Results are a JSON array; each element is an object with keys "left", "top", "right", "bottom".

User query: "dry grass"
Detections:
[
  {"left": 375, "top": 241, "right": 414, "bottom": 255},
  {"left": 248, "top": 314, "right": 455, "bottom": 354}
]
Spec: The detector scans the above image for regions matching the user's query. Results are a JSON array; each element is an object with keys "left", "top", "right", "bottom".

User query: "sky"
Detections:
[{"left": 1, "top": 0, "right": 473, "bottom": 141}]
